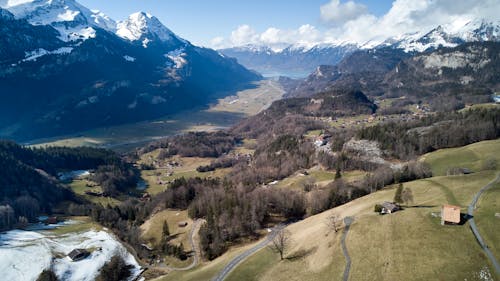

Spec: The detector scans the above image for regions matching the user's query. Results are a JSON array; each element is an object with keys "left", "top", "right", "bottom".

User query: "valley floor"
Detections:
[{"left": 26, "top": 79, "right": 284, "bottom": 152}]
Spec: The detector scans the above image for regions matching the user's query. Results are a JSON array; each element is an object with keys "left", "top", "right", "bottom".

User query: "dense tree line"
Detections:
[
  {"left": 196, "top": 156, "right": 241, "bottom": 172},
  {"left": 138, "top": 131, "right": 241, "bottom": 158},
  {"left": 0, "top": 141, "right": 122, "bottom": 176},
  {"left": 0, "top": 140, "right": 137, "bottom": 231},
  {"left": 90, "top": 164, "right": 138, "bottom": 196},
  {"left": 357, "top": 108, "right": 500, "bottom": 159},
  {"left": 229, "top": 135, "right": 316, "bottom": 186}
]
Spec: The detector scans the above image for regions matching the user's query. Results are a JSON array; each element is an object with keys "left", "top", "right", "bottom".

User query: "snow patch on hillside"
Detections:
[
  {"left": 0, "top": 229, "right": 142, "bottom": 281},
  {"left": 22, "top": 47, "right": 73, "bottom": 62},
  {"left": 166, "top": 48, "right": 187, "bottom": 68},
  {"left": 123, "top": 55, "right": 136, "bottom": 62}
]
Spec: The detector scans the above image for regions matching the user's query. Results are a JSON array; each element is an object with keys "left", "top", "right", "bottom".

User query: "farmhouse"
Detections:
[
  {"left": 441, "top": 205, "right": 461, "bottom": 225},
  {"left": 68, "top": 248, "right": 90, "bottom": 261},
  {"left": 381, "top": 202, "right": 400, "bottom": 214}
]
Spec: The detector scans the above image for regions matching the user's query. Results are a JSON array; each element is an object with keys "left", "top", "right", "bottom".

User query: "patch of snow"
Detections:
[
  {"left": 0, "top": 229, "right": 141, "bottom": 281},
  {"left": 142, "top": 38, "right": 150, "bottom": 48},
  {"left": 1, "top": 0, "right": 116, "bottom": 42},
  {"left": 56, "top": 26, "right": 96, "bottom": 42},
  {"left": 165, "top": 48, "right": 187, "bottom": 69},
  {"left": 0, "top": 0, "right": 34, "bottom": 8},
  {"left": 123, "top": 55, "right": 136, "bottom": 62},
  {"left": 150, "top": 96, "right": 166, "bottom": 105},
  {"left": 57, "top": 9, "right": 79, "bottom": 21},
  {"left": 22, "top": 47, "right": 73, "bottom": 62}
]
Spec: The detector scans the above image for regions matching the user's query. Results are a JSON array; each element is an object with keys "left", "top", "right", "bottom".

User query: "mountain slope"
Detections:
[
  {"left": 285, "top": 47, "right": 411, "bottom": 98},
  {"left": 0, "top": 1, "right": 260, "bottom": 141},
  {"left": 221, "top": 19, "right": 499, "bottom": 79},
  {"left": 285, "top": 41, "right": 499, "bottom": 108},
  {"left": 220, "top": 43, "right": 357, "bottom": 78},
  {"left": 384, "top": 42, "right": 500, "bottom": 106}
]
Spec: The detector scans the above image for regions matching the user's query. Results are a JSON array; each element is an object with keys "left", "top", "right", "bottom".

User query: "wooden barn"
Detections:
[{"left": 441, "top": 205, "right": 461, "bottom": 225}]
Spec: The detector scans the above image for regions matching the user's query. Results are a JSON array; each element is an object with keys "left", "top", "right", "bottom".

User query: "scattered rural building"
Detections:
[
  {"left": 381, "top": 202, "right": 401, "bottom": 214},
  {"left": 178, "top": 221, "right": 188, "bottom": 227},
  {"left": 68, "top": 249, "right": 90, "bottom": 261},
  {"left": 441, "top": 205, "right": 461, "bottom": 225}
]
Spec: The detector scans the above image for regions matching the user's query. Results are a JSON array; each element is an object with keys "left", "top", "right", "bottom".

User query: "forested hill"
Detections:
[{"left": 0, "top": 141, "right": 136, "bottom": 230}]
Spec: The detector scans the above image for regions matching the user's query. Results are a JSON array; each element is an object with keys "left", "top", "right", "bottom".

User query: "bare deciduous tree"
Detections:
[
  {"left": 326, "top": 214, "right": 342, "bottom": 233},
  {"left": 401, "top": 188, "right": 414, "bottom": 207},
  {"left": 269, "top": 228, "right": 292, "bottom": 260}
]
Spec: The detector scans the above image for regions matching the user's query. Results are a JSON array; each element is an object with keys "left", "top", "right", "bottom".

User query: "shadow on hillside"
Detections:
[
  {"left": 405, "top": 205, "right": 438, "bottom": 208},
  {"left": 286, "top": 246, "right": 318, "bottom": 261}
]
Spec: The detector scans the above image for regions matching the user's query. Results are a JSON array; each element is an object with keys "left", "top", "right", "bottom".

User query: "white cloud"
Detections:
[
  {"left": 210, "top": 36, "right": 225, "bottom": 49},
  {"left": 210, "top": 0, "right": 500, "bottom": 49},
  {"left": 327, "top": 0, "right": 500, "bottom": 45},
  {"left": 320, "top": 0, "right": 368, "bottom": 25},
  {"left": 210, "top": 24, "right": 322, "bottom": 50},
  {"left": 230, "top": 24, "right": 258, "bottom": 46}
]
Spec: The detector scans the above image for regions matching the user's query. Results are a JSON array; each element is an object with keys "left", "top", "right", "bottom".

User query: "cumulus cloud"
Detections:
[
  {"left": 320, "top": 0, "right": 368, "bottom": 25},
  {"left": 230, "top": 24, "right": 259, "bottom": 46},
  {"left": 332, "top": 0, "right": 500, "bottom": 44},
  {"left": 212, "top": 24, "right": 322, "bottom": 51},
  {"left": 210, "top": 0, "right": 500, "bottom": 49}
]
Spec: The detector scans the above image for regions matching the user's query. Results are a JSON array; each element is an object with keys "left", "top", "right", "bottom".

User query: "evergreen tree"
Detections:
[
  {"left": 162, "top": 220, "right": 170, "bottom": 238},
  {"left": 335, "top": 166, "right": 342, "bottom": 180}
]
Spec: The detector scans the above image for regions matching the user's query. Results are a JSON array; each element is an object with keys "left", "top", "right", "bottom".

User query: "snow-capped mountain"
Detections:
[
  {"left": 220, "top": 42, "right": 357, "bottom": 78},
  {"left": 220, "top": 19, "right": 500, "bottom": 78},
  {"left": 0, "top": 0, "right": 115, "bottom": 41},
  {"left": 116, "top": 12, "right": 186, "bottom": 48},
  {"left": 387, "top": 19, "right": 500, "bottom": 52},
  {"left": 0, "top": 1, "right": 260, "bottom": 140}
]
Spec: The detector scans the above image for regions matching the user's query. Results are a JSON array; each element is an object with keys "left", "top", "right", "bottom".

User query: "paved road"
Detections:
[
  {"left": 164, "top": 219, "right": 203, "bottom": 271},
  {"left": 467, "top": 173, "right": 500, "bottom": 275},
  {"left": 212, "top": 225, "right": 285, "bottom": 281},
  {"left": 341, "top": 217, "right": 354, "bottom": 281}
]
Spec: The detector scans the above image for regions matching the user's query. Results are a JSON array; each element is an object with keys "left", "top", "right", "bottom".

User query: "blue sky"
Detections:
[
  {"left": 78, "top": 0, "right": 393, "bottom": 46},
  {"left": 78, "top": 0, "right": 499, "bottom": 48}
]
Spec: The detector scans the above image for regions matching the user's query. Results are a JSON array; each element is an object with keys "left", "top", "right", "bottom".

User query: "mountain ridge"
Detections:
[
  {"left": 0, "top": 1, "right": 261, "bottom": 141},
  {"left": 219, "top": 19, "right": 500, "bottom": 77}
]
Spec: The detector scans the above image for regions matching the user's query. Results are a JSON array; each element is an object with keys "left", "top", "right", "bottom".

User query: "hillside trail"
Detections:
[
  {"left": 467, "top": 173, "right": 500, "bottom": 275},
  {"left": 341, "top": 217, "right": 354, "bottom": 281}
]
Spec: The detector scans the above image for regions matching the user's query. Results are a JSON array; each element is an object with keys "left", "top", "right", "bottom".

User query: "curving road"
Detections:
[
  {"left": 212, "top": 225, "right": 285, "bottom": 281},
  {"left": 341, "top": 217, "right": 354, "bottom": 281},
  {"left": 467, "top": 173, "right": 500, "bottom": 275},
  {"left": 164, "top": 219, "right": 203, "bottom": 271}
]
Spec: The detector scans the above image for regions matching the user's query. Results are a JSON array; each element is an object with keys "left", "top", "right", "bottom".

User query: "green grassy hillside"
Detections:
[
  {"left": 153, "top": 139, "right": 500, "bottom": 281},
  {"left": 226, "top": 139, "right": 500, "bottom": 281}
]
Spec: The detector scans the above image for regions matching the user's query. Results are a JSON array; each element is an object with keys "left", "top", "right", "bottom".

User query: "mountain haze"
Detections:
[{"left": 0, "top": 0, "right": 260, "bottom": 141}]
